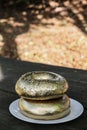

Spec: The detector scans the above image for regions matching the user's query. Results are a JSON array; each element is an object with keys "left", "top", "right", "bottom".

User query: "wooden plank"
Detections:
[
  {"left": 67, "top": 81, "right": 87, "bottom": 108},
  {"left": 0, "top": 57, "right": 87, "bottom": 83}
]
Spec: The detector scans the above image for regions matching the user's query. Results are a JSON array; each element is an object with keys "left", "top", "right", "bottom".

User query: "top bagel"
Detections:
[{"left": 15, "top": 71, "right": 68, "bottom": 100}]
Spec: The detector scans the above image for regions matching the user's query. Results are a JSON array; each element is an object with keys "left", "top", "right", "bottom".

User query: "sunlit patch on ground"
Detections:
[{"left": 0, "top": 0, "right": 87, "bottom": 70}]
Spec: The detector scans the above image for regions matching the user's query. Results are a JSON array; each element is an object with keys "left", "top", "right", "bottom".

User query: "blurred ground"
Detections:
[{"left": 0, "top": 0, "right": 87, "bottom": 70}]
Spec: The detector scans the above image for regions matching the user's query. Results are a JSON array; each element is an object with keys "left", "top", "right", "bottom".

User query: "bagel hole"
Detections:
[
  {"left": 32, "top": 73, "right": 56, "bottom": 80},
  {"left": 23, "top": 72, "right": 59, "bottom": 81}
]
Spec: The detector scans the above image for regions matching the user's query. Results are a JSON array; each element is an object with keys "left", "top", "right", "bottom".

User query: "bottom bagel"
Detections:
[{"left": 18, "top": 95, "right": 70, "bottom": 120}]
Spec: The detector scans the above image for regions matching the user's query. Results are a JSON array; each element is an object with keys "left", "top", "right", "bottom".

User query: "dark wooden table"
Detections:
[{"left": 0, "top": 57, "right": 87, "bottom": 130}]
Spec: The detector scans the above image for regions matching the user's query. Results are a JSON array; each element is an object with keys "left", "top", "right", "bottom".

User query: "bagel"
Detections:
[
  {"left": 19, "top": 95, "right": 70, "bottom": 120},
  {"left": 15, "top": 71, "right": 68, "bottom": 100}
]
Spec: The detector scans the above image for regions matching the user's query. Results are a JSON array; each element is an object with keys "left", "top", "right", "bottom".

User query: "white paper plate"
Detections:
[{"left": 9, "top": 98, "right": 84, "bottom": 124}]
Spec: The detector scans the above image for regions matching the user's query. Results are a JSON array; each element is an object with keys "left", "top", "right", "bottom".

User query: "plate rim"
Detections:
[{"left": 9, "top": 98, "right": 84, "bottom": 124}]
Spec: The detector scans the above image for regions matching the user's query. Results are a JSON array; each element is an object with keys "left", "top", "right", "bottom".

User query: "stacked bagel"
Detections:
[{"left": 15, "top": 71, "right": 70, "bottom": 120}]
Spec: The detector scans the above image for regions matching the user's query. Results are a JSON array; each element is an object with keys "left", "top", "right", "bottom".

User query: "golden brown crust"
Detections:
[
  {"left": 18, "top": 95, "right": 70, "bottom": 120},
  {"left": 15, "top": 71, "right": 68, "bottom": 100}
]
